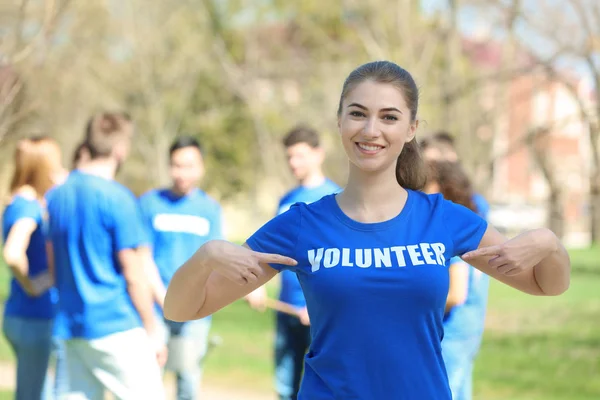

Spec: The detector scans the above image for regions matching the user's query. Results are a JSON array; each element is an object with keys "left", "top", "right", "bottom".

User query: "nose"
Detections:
[{"left": 362, "top": 117, "right": 380, "bottom": 140}]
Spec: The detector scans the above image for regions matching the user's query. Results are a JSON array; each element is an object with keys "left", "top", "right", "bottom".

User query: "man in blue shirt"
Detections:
[
  {"left": 46, "top": 112, "right": 165, "bottom": 399},
  {"left": 245, "top": 125, "right": 340, "bottom": 400},
  {"left": 139, "top": 136, "right": 223, "bottom": 400}
]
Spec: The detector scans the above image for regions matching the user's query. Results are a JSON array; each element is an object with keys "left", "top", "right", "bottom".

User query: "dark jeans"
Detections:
[{"left": 275, "top": 313, "right": 311, "bottom": 400}]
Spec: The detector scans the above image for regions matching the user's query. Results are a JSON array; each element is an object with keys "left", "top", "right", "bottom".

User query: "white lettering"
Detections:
[
  {"left": 420, "top": 243, "right": 436, "bottom": 265},
  {"left": 374, "top": 248, "right": 392, "bottom": 268},
  {"left": 341, "top": 248, "right": 353, "bottom": 267},
  {"left": 407, "top": 245, "right": 425, "bottom": 265},
  {"left": 306, "top": 242, "right": 448, "bottom": 271},
  {"left": 355, "top": 249, "right": 372, "bottom": 268},
  {"left": 430, "top": 243, "right": 446, "bottom": 265},
  {"left": 323, "top": 248, "right": 340, "bottom": 268},
  {"left": 390, "top": 246, "right": 407, "bottom": 267},
  {"left": 308, "top": 248, "right": 324, "bottom": 272},
  {"left": 153, "top": 214, "right": 210, "bottom": 236}
]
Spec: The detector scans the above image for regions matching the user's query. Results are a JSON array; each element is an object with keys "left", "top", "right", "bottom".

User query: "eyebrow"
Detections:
[{"left": 347, "top": 103, "right": 403, "bottom": 114}]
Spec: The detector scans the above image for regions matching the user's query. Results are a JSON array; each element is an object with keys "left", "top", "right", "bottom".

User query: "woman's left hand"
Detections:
[{"left": 462, "top": 228, "right": 557, "bottom": 276}]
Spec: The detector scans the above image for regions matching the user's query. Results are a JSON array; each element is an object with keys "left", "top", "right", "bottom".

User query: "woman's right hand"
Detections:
[{"left": 201, "top": 240, "right": 297, "bottom": 286}]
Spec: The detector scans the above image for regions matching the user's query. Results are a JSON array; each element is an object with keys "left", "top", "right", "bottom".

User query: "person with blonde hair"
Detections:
[{"left": 2, "top": 136, "right": 64, "bottom": 399}]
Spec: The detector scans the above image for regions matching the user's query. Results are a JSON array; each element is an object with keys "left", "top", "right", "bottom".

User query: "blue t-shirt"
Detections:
[
  {"left": 246, "top": 190, "right": 488, "bottom": 399},
  {"left": 2, "top": 196, "right": 57, "bottom": 319},
  {"left": 443, "top": 256, "right": 490, "bottom": 340},
  {"left": 46, "top": 171, "right": 147, "bottom": 340},
  {"left": 138, "top": 188, "right": 223, "bottom": 288},
  {"left": 473, "top": 193, "right": 489, "bottom": 219},
  {"left": 276, "top": 179, "right": 340, "bottom": 308}
]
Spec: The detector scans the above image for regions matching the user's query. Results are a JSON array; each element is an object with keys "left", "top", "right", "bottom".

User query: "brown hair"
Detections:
[
  {"left": 337, "top": 61, "right": 427, "bottom": 190},
  {"left": 72, "top": 141, "right": 89, "bottom": 169},
  {"left": 84, "top": 112, "right": 133, "bottom": 159},
  {"left": 9, "top": 136, "right": 62, "bottom": 198},
  {"left": 426, "top": 160, "right": 477, "bottom": 212},
  {"left": 283, "top": 125, "right": 320, "bottom": 148}
]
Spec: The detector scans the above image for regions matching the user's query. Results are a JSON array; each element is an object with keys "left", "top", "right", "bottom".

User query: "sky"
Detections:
[{"left": 420, "top": 0, "right": 595, "bottom": 88}]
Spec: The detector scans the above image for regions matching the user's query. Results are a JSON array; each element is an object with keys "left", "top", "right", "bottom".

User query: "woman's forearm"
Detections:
[
  {"left": 164, "top": 243, "right": 213, "bottom": 322},
  {"left": 8, "top": 256, "right": 34, "bottom": 294},
  {"left": 533, "top": 229, "right": 571, "bottom": 296}
]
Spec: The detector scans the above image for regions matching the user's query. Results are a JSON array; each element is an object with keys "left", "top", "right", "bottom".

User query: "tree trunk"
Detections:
[{"left": 590, "top": 168, "right": 600, "bottom": 244}]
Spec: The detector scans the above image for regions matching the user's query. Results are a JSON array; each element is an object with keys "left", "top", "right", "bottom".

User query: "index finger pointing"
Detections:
[
  {"left": 462, "top": 245, "right": 502, "bottom": 260},
  {"left": 255, "top": 252, "right": 298, "bottom": 266}
]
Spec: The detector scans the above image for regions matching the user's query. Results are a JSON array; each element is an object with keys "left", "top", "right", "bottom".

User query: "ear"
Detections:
[{"left": 406, "top": 119, "right": 419, "bottom": 143}]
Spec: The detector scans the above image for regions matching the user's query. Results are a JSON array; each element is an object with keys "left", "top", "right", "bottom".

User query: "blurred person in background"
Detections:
[
  {"left": 46, "top": 112, "right": 166, "bottom": 400},
  {"left": 71, "top": 141, "right": 90, "bottom": 170},
  {"left": 420, "top": 131, "right": 489, "bottom": 219},
  {"left": 2, "top": 136, "right": 63, "bottom": 400},
  {"left": 139, "top": 136, "right": 223, "bottom": 400},
  {"left": 424, "top": 160, "right": 490, "bottom": 400},
  {"left": 245, "top": 125, "right": 340, "bottom": 400}
]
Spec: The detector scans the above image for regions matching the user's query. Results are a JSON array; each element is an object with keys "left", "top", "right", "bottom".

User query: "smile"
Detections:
[{"left": 356, "top": 142, "right": 385, "bottom": 154}]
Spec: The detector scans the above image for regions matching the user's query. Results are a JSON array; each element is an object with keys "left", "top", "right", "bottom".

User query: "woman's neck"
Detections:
[
  {"left": 337, "top": 162, "right": 408, "bottom": 223},
  {"left": 78, "top": 158, "right": 118, "bottom": 181}
]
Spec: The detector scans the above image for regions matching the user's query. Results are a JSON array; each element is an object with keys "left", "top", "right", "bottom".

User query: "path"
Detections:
[{"left": 0, "top": 361, "right": 274, "bottom": 400}]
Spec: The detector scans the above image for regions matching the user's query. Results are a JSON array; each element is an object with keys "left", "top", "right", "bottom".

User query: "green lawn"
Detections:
[{"left": 0, "top": 247, "right": 597, "bottom": 399}]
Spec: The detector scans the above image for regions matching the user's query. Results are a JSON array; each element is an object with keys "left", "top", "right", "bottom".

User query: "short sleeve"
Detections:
[
  {"left": 15, "top": 199, "right": 42, "bottom": 224},
  {"left": 245, "top": 203, "right": 302, "bottom": 272},
  {"left": 442, "top": 199, "right": 488, "bottom": 257},
  {"left": 109, "top": 191, "right": 147, "bottom": 251},
  {"left": 137, "top": 196, "right": 155, "bottom": 247}
]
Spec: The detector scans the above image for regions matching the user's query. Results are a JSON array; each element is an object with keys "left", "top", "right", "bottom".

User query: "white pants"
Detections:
[{"left": 60, "top": 328, "right": 165, "bottom": 400}]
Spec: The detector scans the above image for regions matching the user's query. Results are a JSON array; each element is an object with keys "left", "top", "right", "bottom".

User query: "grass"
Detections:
[{"left": 0, "top": 246, "right": 597, "bottom": 399}]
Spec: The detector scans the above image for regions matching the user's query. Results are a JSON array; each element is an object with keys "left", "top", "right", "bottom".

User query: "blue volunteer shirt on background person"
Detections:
[
  {"left": 3, "top": 195, "right": 60, "bottom": 400},
  {"left": 47, "top": 170, "right": 146, "bottom": 340},
  {"left": 139, "top": 186, "right": 223, "bottom": 398},
  {"left": 139, "top": 188, "right": 223, "bottom": 302},
  {"left": 3, "top": 197, "right": 57, "bottom": 320},
  {"left": 472, "top": 193, "right": 490, "bottom": 219},
  {"left": 276, "top": 179, "right": 341, "bottom": 309},
  {"left": 246, "top": 190, "right": 488, "bottom": 399},
  {"left": 442, "top": 256, "right": 490, "bottom": 395}
]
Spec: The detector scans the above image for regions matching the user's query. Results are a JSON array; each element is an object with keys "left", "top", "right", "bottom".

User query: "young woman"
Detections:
[
  {"left": 2, "top": 136, "right": 63, "bottom": 399},
  {"left": 425, "top": 160, "right": 490, "bottom": 400},
  {"left": 164, "top": 61, "right": 571, "bottom": 399}
]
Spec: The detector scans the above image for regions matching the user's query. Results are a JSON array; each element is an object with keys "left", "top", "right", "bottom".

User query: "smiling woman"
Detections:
[{"left": 164, "top": 61, "right": 571, "bottom": 400}]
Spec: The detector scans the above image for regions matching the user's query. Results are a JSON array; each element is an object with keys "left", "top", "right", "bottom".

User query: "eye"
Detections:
[
  {"left": 349, "top": 111, "right": 365, "bottom": 117},
  {"left": 383, "top": 115, "right": 398, "bottom": 121}
]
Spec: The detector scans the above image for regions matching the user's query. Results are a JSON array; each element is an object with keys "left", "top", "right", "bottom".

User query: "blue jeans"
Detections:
[
  {"left": 441, "top": 336, "right": 483, "bottom": 400},
  {"left": 3, "top": 316, "right": 56, "bottom": 400},
  {"left": 162, "top": 318, "right": 211, "bottom": 400},
  {"left": 275, "top": 313, "right": 311, "bottom": 400}
]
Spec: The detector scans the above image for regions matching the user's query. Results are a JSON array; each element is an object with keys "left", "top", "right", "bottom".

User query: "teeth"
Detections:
[{"left": 358, "top": 143, "right": 382, "bottom": 151}]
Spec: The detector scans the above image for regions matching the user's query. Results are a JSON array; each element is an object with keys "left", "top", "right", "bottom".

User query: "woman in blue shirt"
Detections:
[
  {"left": 425, "top": 160, "right": 490, "bottom": 400},
  {"left": 2, "top": 136, "right": 63, "bottom": 400},
  {"left": 164, "top": 61, "right": 571, "bottom": 399}
]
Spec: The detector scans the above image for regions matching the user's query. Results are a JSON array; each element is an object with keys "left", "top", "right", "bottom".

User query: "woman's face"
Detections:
[{"left": 338, "top": 80, "right": 417, "bottom": 175}]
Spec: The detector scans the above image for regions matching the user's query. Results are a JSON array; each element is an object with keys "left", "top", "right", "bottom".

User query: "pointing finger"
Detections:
[
  {"left": 462, "top": 245, "right": 503, "bottom": 260},
  {"left": 255, "top": 252, "right": 298, "bottom": 266}
]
